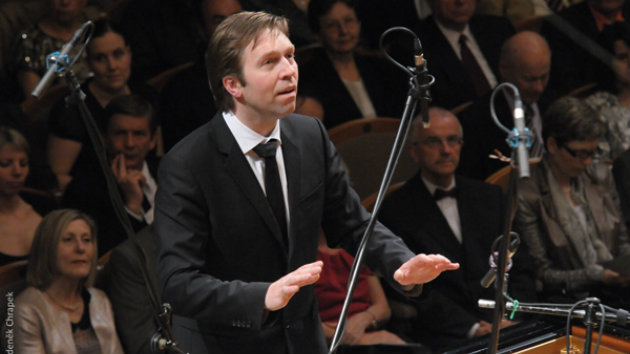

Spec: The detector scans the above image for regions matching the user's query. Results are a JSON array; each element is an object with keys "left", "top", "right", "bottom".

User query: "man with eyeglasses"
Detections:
[
  {"left": 379, "top": 107, "right": 536, "bottom": 351},
  {"left": 515, "top": 96, "right": 630, "bottom": 309}
]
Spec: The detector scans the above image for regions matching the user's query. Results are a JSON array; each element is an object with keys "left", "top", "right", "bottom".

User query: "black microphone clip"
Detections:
[{"left": 480, "top": 233, "right": 520, "bottom": 288}]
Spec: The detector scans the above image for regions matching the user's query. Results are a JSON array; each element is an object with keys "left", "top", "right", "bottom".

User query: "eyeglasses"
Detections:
[
  {"left": 561, "top": 144, "right": 599, "bottom": 161},
  {"left": 321, "top": 17, "right": 359, "bottom": 33},
  {"left": 415, "top": 136, "right": 463, "bottom": 149}
]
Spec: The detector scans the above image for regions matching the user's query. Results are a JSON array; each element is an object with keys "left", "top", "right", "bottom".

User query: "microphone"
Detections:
[
  {"left": 32, "top": 20, "right": 93, "bottom": 98},
  {"left": 413, "top": 35, "right": 431, "bottom": 128},
  {"left": 480, "top": 234, "right": 520, "bottom": 288},
  {"left": 512, "top": 89, "right": 530, "bottom": 178}
]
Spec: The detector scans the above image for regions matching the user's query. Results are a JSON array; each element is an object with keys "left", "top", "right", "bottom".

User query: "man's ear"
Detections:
[{"left": 222, "top": 75, "right": 243, "bottom": 99}]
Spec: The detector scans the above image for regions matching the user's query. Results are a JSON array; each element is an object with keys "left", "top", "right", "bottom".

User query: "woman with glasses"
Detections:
[
  {"left": 295, "top": 0, "right": 407, "bottom": 129},
  {"left": 515, "top": 96, "right": 630, "bottom": 308}
]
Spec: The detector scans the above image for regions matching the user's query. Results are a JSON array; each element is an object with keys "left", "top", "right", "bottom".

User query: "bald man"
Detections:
[
  {"left": 458, "top": 31, "right": 553, "bottom": 180},
  {"left": 379, "top": 108, "right": 536, "bottom": 351}
]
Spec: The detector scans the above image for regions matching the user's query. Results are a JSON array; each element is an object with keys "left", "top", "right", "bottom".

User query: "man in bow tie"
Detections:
[{"left": 379, "top": 107, "right": 536, "bottom": 351}]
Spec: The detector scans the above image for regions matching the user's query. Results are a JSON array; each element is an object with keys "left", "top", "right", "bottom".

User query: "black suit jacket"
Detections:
[
  {"left": 62, "top": 156, "right": 160, "bottom": 255},
  {"left": 298, "top": 47, "right": 407, "bottom": 129},
  {"left": 154, "top": 112, "right": 416, "bottom": 354},
  {"left": 414, "top": 15, "right": 515, "bottom": 109},
  {"left": 379, "top": 173, "right": 536, "bottom": 349}
]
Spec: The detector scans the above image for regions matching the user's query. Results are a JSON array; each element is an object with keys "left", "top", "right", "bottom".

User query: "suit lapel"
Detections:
[
  {"left": 213, "top": 116, "right": 289, "bottom": 255},
  {"left": 281, "top": 127, "right": 301, "bottom": 257},
  {"left": 424, "top": 17, "right": 470, "bottom": 88}
]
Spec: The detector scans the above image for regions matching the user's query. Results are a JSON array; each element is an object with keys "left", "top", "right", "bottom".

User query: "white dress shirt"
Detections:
[
  {"left": 421, "top": 175, "right": 462, "bottom": 243},
  {"left": 223, "top": 111, "right": 291, "bottom": 227}
]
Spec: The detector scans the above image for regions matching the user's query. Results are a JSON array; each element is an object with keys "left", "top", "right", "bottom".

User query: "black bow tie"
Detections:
[{"left": 433, "top": 188, "right": 458, "bottom": 201}]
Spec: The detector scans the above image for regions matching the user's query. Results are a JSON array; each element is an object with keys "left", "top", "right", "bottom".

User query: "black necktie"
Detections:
[
  {"left": 253, "top": 139, "right": 288, "bottom": 246},
  {"left": 459, "top": 34, "right": 491, "bottom": 97},
  {"left": 524, "top": 104, "right": 534, "bottom": 128},
  {"left": 433, "top": 188, "right": 458, "bottom": 201}
]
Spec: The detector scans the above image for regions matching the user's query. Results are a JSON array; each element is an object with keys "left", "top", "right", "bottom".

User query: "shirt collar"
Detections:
[
  {"left": 421, "top": 175, "right": 456, "bottom": 195},
  {"left": 222, "top": 110, "right": 282, "bottom": 154},
  {"left": 434, "top": 19, "right": 473, "bottom": 52}
]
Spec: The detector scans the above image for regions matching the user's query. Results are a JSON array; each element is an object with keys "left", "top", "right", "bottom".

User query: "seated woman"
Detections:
[
  {"left": 0, "top": 126, "right": 42, "bottom": 266},
  {"left": 515, "top": 96, "right": 630, "bottom": 308},
  {"left": 14, "top": 208, "right": 123, "bottom": 354},
  {"left": 585, "top": 30, "right": 629, "bottom": 163},
  {"left": 315, "top": 232, "right": 405, "bottom": 345},
  {"left": 295, "top": 0, "right": 407, "bottom": 129},
  {"left": 47, "top": 18, "right": 155, "bottom": 193}
]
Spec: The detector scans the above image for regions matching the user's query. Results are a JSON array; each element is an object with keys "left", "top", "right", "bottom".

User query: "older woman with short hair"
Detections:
[
  {"left": 14, "top": 209, "right": 123, "bottom": 354},
  {"left": 516, "top": 96, "right": 630, "bottom": 307}
]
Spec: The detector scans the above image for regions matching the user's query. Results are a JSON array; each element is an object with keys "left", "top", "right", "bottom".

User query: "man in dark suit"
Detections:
[
  {"left": 415, "top": 0, "right": 515, "bottom": 109},
  {"left": 63, "top": 94, "right": 159, "bottom": 255},
  {"left": 154, "top": 11, "right": 459, "bottom": 354},
  {"left": 458, "top": 31, "right": 552, "bottom": 180},
  {"left": 379, "top": 108, "right": 536, "bottom": 351}
]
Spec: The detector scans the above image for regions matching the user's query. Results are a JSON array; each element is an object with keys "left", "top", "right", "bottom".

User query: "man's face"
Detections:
[
  {"left": 318, "top": 2, "right": 361, "bottom": 55},
  {"left": 409, "top": 113, "right": 463, "bottom": 185},
  {"left": 429, "top": 0, "right": 475, "bottom": 31},
  {"left": 227, "top": 29, "right": 298, "bottom": 121},
  {"left": 105, "top": 113, "right": 156, "bottom": 170},
  {"left": 548, "top": 138, "right": 599, "bottom": 179},
  {"left": 88, "top": 32, "right": 132, "bottom": 94},
  {"left": 502, "top": 55, "right": 550, "bottom": 105}
]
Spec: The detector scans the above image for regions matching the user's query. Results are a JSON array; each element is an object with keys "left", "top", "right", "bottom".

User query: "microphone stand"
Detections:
[
  {"left": 487, "top": 83, "right": 533, "bottom": 354},
  {"left": 327, "top": 27, "right": 434, "bottom": 354},
  {"left": 31, "top": 21, "right": 185, "bottom": 354},
  {"left": 479, "top": 298, "right": 630, "bottom": 354}
]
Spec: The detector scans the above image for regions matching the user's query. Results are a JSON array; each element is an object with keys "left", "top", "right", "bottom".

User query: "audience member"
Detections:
[
  {"left": 515, "top": 96, "right": 630, "bottom": 308},
  {"left": 118, "top": 0, "right": 207, "bottom": 83},
  {"left": 0, "top": 126, "right": 42, "bottom": 266},
  {"left": 379, "top": 108, "right": 536, "bottom": 351},
  {"left": 612, "top": 148, "right": 630, "bottom": 231},
  {"left": 63, "top": 94, "right": 159, "bottom": 255},
  {"left": 458, "top": 31, "right": 552, "bottom": 180},
  {"left": 158, "top": 0, "right": 242, "bottom": 152},
  {"left": 315, "top": 232, "right": 405, "bottom": 346},
  {"left": 47, "top": 18, "right": 155, "bottom": 193},
  {"left": 107, "top": 225, "right": 161, "bottom": 354},
  {"left": 14, "top": 208, "right": 123, "bottom": 353},
  {"left": 296, "top": 0, "right": 407, "bottom": 128},
  {"left": 241, "top": 0, "right": 318, "bottom": 48},
  {"left": 13, "top": 0, "right": 92, "bottom": 103},
  {"left": 541, "top": 0, "right": 629, "bottom": 97},
  {"left": 585, "top": 32, "right": 630, "bottom": 162},
  {"left": 412, "top": 0, "right": 515, "bottom": 109},
  {"left": 475, "top": 0, "right": 552, "bottom": 25}
]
